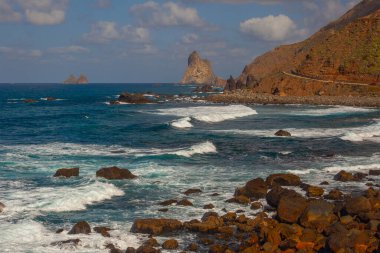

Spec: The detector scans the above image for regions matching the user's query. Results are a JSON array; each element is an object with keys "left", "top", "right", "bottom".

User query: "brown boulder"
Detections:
[
  {"left": 126, "top": 247, "right": 136, "bottom": 253},
  {"left": 266, "top": 173, "right": 301, "bottom": 187},
  {"left": 369, "top": 169, "right": 380, "bottom": 176},
  {"left": 143, "top": 238, "right": 159, "bottom": 247},
  {"left": 106, "top": 243, "right": 123, "bottom": 253},
  {"left": 136, "top": 246, "right": 160, "bottom": 253},
  {"left": 131, "top": 219, "right": 182, "bottom": 235},
  {"left": 209, "top": 244, "right": 227, "bottom": 253},
  {"left": 177, "top": 199, "right": 193, "bottom": 206},
  {"left": 306, "top": 185, "right": 324, "bottom": 197},
  {"left": 275, "top": 130, "right": 291, "bottom": 137},
  {"left": 226, "top": 195, "right": 250, "bottom": 205},
  {"left": 187, "top": 243, "right": 199, "bottom": 251},
  {"left": 334, "top": 170, "right": 354, "bottom": 182},
  {"left": 250, "top": 202, "right": 263, "bottom": 210},
  {"left": 158, "top": 199, "right": 177, "bottom": 206},
  {"left": 204, "top": 204, "right": 215, "bottom": 209},
  {"left": 266, "top": 186, "right": 299, "bottom": 207},
  {"left": 162, "top": 239, "right": 179, "bottom": 250},
  {"left": 345, "top": 196, "right": 372, "bottom": 215},
  {"left": 277, "top": 194, "right": 308, "bottom": 223},
  {"left": 324, "top": 189, "right": 343, "bottom": 200},
  {"left": 51, "top": 239, "right": 81, "bottom": 247},
  {"left": 94, "top": 226, "right": 111, "bottom": 237},
  {"left": 300, "top": 199, "right": 338, "bottom": 232},
  {"left": 96, "top": 166, "right": 137, "bottom": 180},
  {"left": 118, "top": 92, "right": 152, "bottom": 104},
  {"left": 53, "top": 168, "right": 79, "bottom": 178},
  {"left": 183, "top": 188, "right": 202, "bottom": 195},
  {"left": 242, "top": 178, "right": 268, "bottom": 199},
  {"left": 68, "top": 221, "right": 91, "bottom": 235}
]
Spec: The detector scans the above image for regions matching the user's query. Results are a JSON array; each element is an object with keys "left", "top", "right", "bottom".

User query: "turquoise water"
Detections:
[{"left": 0, "top": 83, "right": 379, "bottom": 252}]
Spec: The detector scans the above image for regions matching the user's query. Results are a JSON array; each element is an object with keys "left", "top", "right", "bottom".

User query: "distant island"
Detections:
[{"left": 63, "top": 74, "right": 89, "bottom": 84}]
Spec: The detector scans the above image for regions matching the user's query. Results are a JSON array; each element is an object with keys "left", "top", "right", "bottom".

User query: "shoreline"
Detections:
[{"left": 207, "top": 91, "right": 380, "bottom": 108}]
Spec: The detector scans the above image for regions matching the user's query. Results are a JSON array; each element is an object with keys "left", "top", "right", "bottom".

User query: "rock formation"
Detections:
[
  {"left": 64, "top": 74, "right": 89, "bottom": 84},
  {"left": 230, "top": 0, "right": 380, "bottom": 97},
  {"left": 181, "top": 51, "right": 226, "bottom": 87}
]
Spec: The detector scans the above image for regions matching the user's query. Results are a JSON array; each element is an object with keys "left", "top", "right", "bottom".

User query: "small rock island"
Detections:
[{"left": 63, "top": 74, "right": 89, "bottom": 84}]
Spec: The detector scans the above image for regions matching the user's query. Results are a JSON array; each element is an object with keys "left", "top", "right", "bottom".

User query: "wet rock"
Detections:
[
  {"left": 204, "top": 204, "right": 215, "bottom": 209},
  {"left": 300, "top": 199, "right": 337, "bottom": 232},
  {"left": 277, "top": 194, "right": 308, "bottom": 223},
  {"left": 340, "top": 215, "right": 354, "bottom": 225},
  {"left": 158, "top": 199, "right": 177, "bottom": 206},
  {"left": 266, "top": 173, "right": 301, "bottom": 187},
  {"left": 68, "top": 221, "right": 91, "bottom": 235},
  {"left": 193, "top": 84, "right": 214, "bottom": 93},
  {"left": 131, "top": 219, "right": 182, "bottom": 235},
  {"left": 226, "top": 195, "right": 250, "bottom": 205},
  {"left": 211, "top": 193, "right": 220, "bottom": 196},
  {"left": 96, "top": 166, "right": 137, "bottom": 180},
  {"left": 136, "top": 245, "right": 160, "bottom": 253},
  {"left": 250, "top": 202, "right": 263, "bottom": 210},
  {"left": 274, "top": 130, "right": 291, "bottom": 137},
  {"left": 106, "top": 243, "right": 123, "bottom": 253},
  {"left": 126, "top": 247, "right": 136, "bottom": 253},
  {"left": 162, "top": 239, "right": 179, "bottom": 250},
  {"left": 158, "top": 208, "right": 169, "bottom": 212},
  {"left": 334, "top": 170, "right": 354, "bottom": 182},
  {"left": 320, "top": 181, "right": 329, "bottom": 185},
  {"left": 143, "top": 238, "right": 159, "bottom": 247},
  {"left": 306, "top": 185, "right": 324, "bottom": 197},
  {"left": 24, "top": 99, "right": 38, "bottom": 103},
  {"left": 183, "top": 188, "right": 202, "bottom": 195},
  {"left": 51, "top": 239, "right": 81, "bottom": 247},
  {"left": 186, "top": 243, "right": 199, "bottom": 251},
  {"left": 0, "top": 202, "right": 5, "bottom": 213},
  {"left": 239, "top": 177, "right": 268, "bottom": 199},
  {"left": 94, "top": 226, "right": 111, "bottom": 237},
  {"left": 353, "top": 172, "right": 367, "bottom": 181},
  {"left": 55, "top": 228, "right": 64, "bottom": 234},
  {"left": 209, "top": 244, "right": 227, "bottom": 253},
  {"left": 118, "top": 92, "right": 152, "bottom": 104},
  {"left": 324, "top": 189, "right": 343, "bottom": 200},
  {"left": 53, "top": 168, "right": 79, "bottom": 178},
  {"left": 177, "top": 199, "right": 193, "bottom": 206},
  {"left": 222, "top": 212, "right": 237, "bottom": 222},
  {"left": 369, "top": 170, "right": 380, "bottom": 176},
  {"left": 345, "top": 196, "right": 372, "bottom": 215},
  {"left": 46, "top": 97, "right": 56, "bottom": 101},
  {"left": 266, "top": 186, "right": 300, "bottom": 207}
]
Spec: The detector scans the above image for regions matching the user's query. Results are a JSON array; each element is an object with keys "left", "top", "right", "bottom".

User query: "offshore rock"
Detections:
[
  {"left": 118, "top": 92, "right": 152, "bottom": 104},
  {"left": 68, "top": 221, "right": 91, "bottom": 235},
  {"left": 53, "top": 168, "right": 79, "bottom": 178},
  {"left": 96, "top": 166, "right": 137, "bottom": 180}
]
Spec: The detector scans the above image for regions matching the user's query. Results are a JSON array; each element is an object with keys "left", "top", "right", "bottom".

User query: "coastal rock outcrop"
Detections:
[
  {"left": 181, "top": 51, "right": 226, "bottom": 86},
  {"left": 114, "top": 92, "right": 153, "bottom": 104},
  {"left": 96, "top": 166, "right": 137, "bottom": 180},
  {"left": 68, "top": 221, "right": 91, "bottom": 235},
  {"left": 131, "top": 218, "right": 182, "bottom": 235},
  {"left": 53, "top": 168, "right": 79, "bottom": 178},
  {"left": 274, "top": 130, "right": 291, "bottom": 137},
  {"left": 63, "top": 74, "right": 89, "bottom": 84}
]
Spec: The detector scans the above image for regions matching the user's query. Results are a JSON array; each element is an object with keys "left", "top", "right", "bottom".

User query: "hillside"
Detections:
[{"left": 235, "top": 0, "right": 380, "bottom": 97}]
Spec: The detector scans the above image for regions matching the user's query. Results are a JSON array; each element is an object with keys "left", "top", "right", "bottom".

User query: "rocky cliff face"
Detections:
[
  {"left": 64, "top": 74, "right": 89, "bottom": 84},
  {"left": 181, "top": 51, "right": 226, "bottom": 86},
  {"left": 231, "top": 0, "right": 380, "bottom": 96}
]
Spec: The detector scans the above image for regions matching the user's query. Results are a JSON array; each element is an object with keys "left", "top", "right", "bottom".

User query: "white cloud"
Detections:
[
  {"left": 122, "top": 26, "right": 151, "bottom": 43},
  {"left": 130, "top": 1, "right": 205, "bottom": 27},
  {"left": 48, "top": 45, "right": 90, "bottom": 54},
  {"left": 0, "top": 46, "right": 42, "bottom": 58},
  {"left": 16, "top": 0, "right": 68, "bottom": 25},
  {"left": 240, "top": 14, "right": 306, "bottom": 41},
  {"left": 181, "top": 33, "right": 199, "bottom": 44},
  {"left": 83, "top": 21, "right": 121, "bottom": 43},
  {"left": 0, "top": 0, "right": 22, "bottom": 22},
  {"left": 95, "top": 0, "right": 112, "bottom": 9}
]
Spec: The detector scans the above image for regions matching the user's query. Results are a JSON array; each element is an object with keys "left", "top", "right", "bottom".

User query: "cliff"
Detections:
[
  {"left": 64, "top": 74, "right": 89, "bottom": 84},
  {"left": 231, "top": 0, "right": 380, "bottom": 97},
  {"left": 181, "top": 51, "right": 226, "bottom": 87}
]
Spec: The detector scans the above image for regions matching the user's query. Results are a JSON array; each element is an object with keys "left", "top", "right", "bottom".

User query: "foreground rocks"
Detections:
[
  {"left": 131, "top": 219, "right": 182, "bottom": 235},
  {"left": 53, "top": 168, "right": 79, "bottom": 178},
  {"left": 96, "top": 166, "right": 137, "bottom": 180},
  {"left": 68, "top": 221, "right": 91, "bottom": 235}
]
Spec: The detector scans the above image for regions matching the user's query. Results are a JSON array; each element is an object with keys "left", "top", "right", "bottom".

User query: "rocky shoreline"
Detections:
[
  {"left": 208, "top": 91, "right": 380, "bottom": 108},
  {"left": 6, "top": 166, "right": 378, "bottom": 253}
]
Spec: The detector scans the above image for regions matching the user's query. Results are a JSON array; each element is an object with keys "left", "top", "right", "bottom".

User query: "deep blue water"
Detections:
[{"left": 0, "top": 83, "right": 379, "bottom": 252}]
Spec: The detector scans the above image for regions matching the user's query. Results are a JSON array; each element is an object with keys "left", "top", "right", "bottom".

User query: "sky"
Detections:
[{"left": 0, "top": 0, "right": 359, "bottom": 83}]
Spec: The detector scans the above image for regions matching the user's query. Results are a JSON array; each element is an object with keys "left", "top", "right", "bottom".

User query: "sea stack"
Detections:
[
  {"left": 64, "top": 74, "right": 89, "bottom": 84},
  {"left": 181, "top": 51, "right": 226, "bottom": 87}
]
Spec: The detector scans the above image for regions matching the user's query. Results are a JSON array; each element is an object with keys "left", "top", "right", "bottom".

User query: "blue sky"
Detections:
[{"left": 0, "top": 0, "right": 359, "bottom": 83}]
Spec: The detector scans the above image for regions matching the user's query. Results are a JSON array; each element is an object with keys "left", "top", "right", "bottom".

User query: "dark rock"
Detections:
[
  {"left": 224, "top": 76, "right": 236, "bottom": 91},
  {"left": 55, "top": 228, "right": 64, "bottom": 234},
  {"left": 106, "top": 243, "right": 123, "bottom": 253},
  {"left": 325, "top": 189, "right": 343, "bottom": 200},
  {"left": 274, "top": 130, "right": 291, "bottom": 137},
  {"left": 177, "top": 199, "right": 193, "bottom": 206},
  {"left": 193, "top": 85, "right": 214, "bottom": 93},
  {"left": 126, "top": 247, "right": 136, "bottom": 253},
  {"left": 136, "top": 246, "right": 160, "bottom": 253},
  {"left": 46, "top": 97, "right": 56, "bottom": 101},
  {"left": 320, "top": 181, "right": 329, "bottom": 185},
  {"left": 158, "top": 199, "right": 177, "bottom": 206},
  {"left": 300, "top": 199, "right": 338, "bottom": 232},
  {"left": 211, "top": 193, "right": 220, "bottom": 196},
  {"left": 158, "top": 208, "right": 169, "bottom": 212},
  {"left": 96, "top": 166, "right": 137, "bottom": 180},
  {"left": 143, "top": 238, "right": 159, "bottom": 247},
  {"left": 306, "top": 185, "right": 324, "bottom": 197},
  {"left": 266, "top": 186, "right": 300, "bottom": 207},
  {"left": 246, "top": 75, "right": 259, "bottom": 89},
  {"left": 266, "top": 173, "right": 301, "bottom": 187},
  {"left": 53, "top": 168, "right": 79, "bottom": 178},
  {"left": 202, "top": 212, "right": 219, "bottom": 222},
  {"left": 345, "top": 196, "right": 372, "bottom": 215},
  {"left": 131, "top": 219, "right": 182, "bottom": 235},
  {"left": 209, "top": 244, "right": 227, "bottom": 253},
  {"left": 118, "top": 92, "right": 152, "bottom": 104},
  {"left": 353, "top": 172, "right": 367, "bottom": 181},
  {"left": 51, "top": 239, "right": 81, "bottom": 247},
  {"left": 162, "top": 239, "right": 179, "bottom": 250},
  {"left": 242, "top": 177, "right": 268, "bottom": 199},
  {"left": 187, "top": 243, "right": 199, "bottom": 251},
  {"left": 277, "top": 194, "right": 308, "bottom": 223},
  {"left": 226, "top": 195, "right": 250, "bottom": 205},
  {"left": 184, "top": 188, "right": 202, "bottom": 195},
  {"left": 68, "top": 221, "right": 91, "bottom": 235},
  {"left": 204, "top": 204, "right": 215, "bottom": 209},
  {"left": 334, "top": 170, "right": 354, "bottom": 182},
  {"left": 250, "top": 202, "right": 263, "bottom": 210},
  {"left": 94, "top": 226, "right": 111, "bottom": 237},
  {"left": 369, "top": 170, "right": 380, "bottom": 176}
]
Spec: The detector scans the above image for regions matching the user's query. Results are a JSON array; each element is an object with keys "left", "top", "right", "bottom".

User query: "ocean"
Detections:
[{"left": 0, "top": 83, "right": 379, "bottom": 252}]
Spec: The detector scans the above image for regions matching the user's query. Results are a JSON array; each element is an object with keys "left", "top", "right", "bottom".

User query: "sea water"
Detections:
[{"left": 0, "top": 83, "right": 379, "bottom": 252}]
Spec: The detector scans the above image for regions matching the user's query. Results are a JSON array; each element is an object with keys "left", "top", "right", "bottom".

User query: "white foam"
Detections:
[
  {"left": 156, "top": 105, "right": 257, "bottom": 128},
  {"left": 293, "top": 106, "right": 376, "bottom": 116},
  {"left": 323, "top": 163, "right": 380, "bottom": 173},
  {"left": 170, "top": 141, "right": 217, "bottom": 157},
  {"left": 171, "top": 117, "right": 193, "bottom": 129},
  {"left": 3, "top": 181, "right": 124, "bottom": 214}
]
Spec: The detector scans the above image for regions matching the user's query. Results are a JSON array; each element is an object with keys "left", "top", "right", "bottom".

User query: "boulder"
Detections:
[
  {"left": 306, "top": 185, "right": 324, "bottom": 197},
  {"left": 162, "top": 239, "right": 179, "bottom": 250},
  {"left": 51, "top": 239, "right": 81, "bottom": 247},
  {"left": 158, "top": 199, "right": 177, "bottom": 206},
  {"left": 126, "top": 247, "right": 136, "bottom": 253},
  {"left": 53, "top": 168, "right": 79, "bottom": 178},
  {"left": 96, "top": 166, "right": 137, "bottom": 180},
  {"left": 0, "top": 202, "right": 5, "bottom": 213},
  {"left": 300, "top": 199, "right": 338, "bottom": 232},
  {"left": 204, "top": 204, "right": 215, "bottom": 209},
  {"left": 143, "top": 238, "right": 159, "bottom": 247},
  {"left": 250, "top": 202, "right": 263, "bottom": 210},
  {"left": 106, "top": 243, "right": 123, "bottom": 253},
  {"left": 241, "top": 178, "right": 268, "bottom": 199},
  {"left": 187, "top": 243, "right": 199, "bottom": 251},
  {"left": 369, "top": 169, "right": 380, "bottom": 176},
  {"left": 334, "top": 170, "right": 354, "bottom": 182},
  {"left": 209, "top": 244, "right": 227, "bottom": 253},
  {"left": 131, "top": 219, "right": 182, "bottom": 235},
  {"left": 136, "top": 246, "right": 160, "bottom": 253},
  {"left": 266, "top": 186, "right": 299, "bottom": 207},
  {"left": 277, "top": 194, "right": 308, "bottom": 223},
  {"left": 275, "top": 130, "right": 291, "bottom": 137},
  {"left": 183, "top": 188, "right": 202, "bottom": 195},
  {"left": 177, "top": 199, "right": 193, "bottom": 206},
  {"left": 118, "top": 92, "right": 152, "bottom": 104},
  {"left": 68, "top": 221, "right": 91, "bottom": 235},
  {"left": 324, "top": 189, "right": 343, "bottom": 200},
  {"left": 226, "top": 195, "right": 250, "bottom": 205},
  {"left": 345, "top": 196, "right": 372, "bottom": 215},
  {"left": 266, "top": 173, "right": 301, "bottom": 187},
  {"left": 94, "top": 226, "right": 111, "bottom": 237},
  {"left": 193, "top": 84, "right": 214, "bottom": 93}
]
